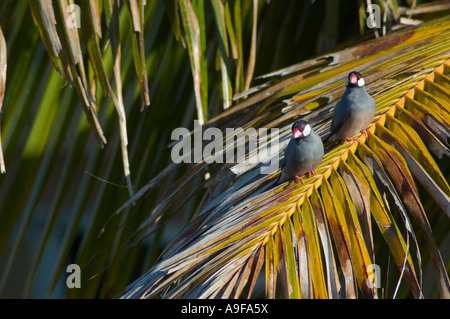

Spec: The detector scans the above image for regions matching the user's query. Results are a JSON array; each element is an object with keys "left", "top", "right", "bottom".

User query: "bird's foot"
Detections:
[
  {"left": 361, "top": 129, "right": 369, "bottom": 139},
  {"left": 308, "top": 170, "right": 317, "bottom": 177},
  {"left": 344, "top": 136, "right": 362, "bottom": 144},
  {"left": 294, "top": 175, "right": 304, "bottom": 183}
]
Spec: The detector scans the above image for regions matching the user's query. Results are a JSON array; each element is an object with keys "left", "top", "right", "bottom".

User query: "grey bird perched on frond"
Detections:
[
  {"left": 325, "top": 71, "right": 376, "bottom": 143},
  {"left": 277, "top": 120, "right": 324, "bottom": 185}
]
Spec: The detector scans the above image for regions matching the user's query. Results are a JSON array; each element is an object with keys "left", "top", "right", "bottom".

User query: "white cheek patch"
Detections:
[
  {"left": 303, "top": 124, "right": 312, "bottom": 137},
  {"left": 358, "top": 77, "right": 365, "bottom": 87}
]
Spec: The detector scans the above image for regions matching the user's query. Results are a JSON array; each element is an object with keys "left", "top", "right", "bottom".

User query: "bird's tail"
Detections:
[
  {"left": 275, "top": 174, "right": 281, "bottom": 186},
  {"left": 323, "top": 133, "right": 333, "bottom": 143},
  {"left": 275, "top": 171, "right": 288, "bottom": 185}
]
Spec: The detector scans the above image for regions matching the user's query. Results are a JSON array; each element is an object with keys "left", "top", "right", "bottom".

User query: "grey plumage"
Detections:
[
  {"left": 277, "top": 120, "right": 324, "bottom": 185},
  {"left": 327, "top": 71, "right": 376, "bottom": 141}
]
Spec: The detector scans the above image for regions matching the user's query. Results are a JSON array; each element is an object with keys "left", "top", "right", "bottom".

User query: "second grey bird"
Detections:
[
  {"left": 277, "top": 120, "right": 324, "bottom": 185},
  {"left": 326, "top": 71, "right": 376, "bottom": 142}
]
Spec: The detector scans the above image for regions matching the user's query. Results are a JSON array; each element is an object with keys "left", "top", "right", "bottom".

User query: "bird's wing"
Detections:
[
  {"left": 282, "top": 138, "right": 297, "bottom": 164},
  {"left": 329, "top": 98, "right": 350, "bottom": 136},
  {"left": 278, "top": 156, "right": 287, "bottom": 169}
]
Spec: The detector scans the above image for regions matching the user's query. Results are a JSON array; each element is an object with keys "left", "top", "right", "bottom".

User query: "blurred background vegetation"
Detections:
[{"left": 0, "top": 0, "right": 448, "bottom": 298}]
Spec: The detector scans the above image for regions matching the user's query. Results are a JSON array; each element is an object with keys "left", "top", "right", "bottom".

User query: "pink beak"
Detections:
[
  {"left": 293, "top": 128, "right": 302, "bottom": 139},
  {"left": 349, "top": 74, "right": 358, "bottom": 85}
]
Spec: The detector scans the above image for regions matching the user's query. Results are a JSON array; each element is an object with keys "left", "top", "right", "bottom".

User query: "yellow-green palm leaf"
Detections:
[{"left": 121, "top": 16, "right": 450, "bottom": 299}]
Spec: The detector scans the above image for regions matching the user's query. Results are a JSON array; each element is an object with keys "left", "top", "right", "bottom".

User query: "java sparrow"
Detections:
[
  {"left": 277, "top": 120, "right": 324, "bottom": 185},
  {"left": 326, "top": 71, "right": 376, "bottom": 142}
]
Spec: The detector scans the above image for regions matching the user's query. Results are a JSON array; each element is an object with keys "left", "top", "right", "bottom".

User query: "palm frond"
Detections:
[
  {"left": 0, "top": 25, "right": 6, "bottom": 173},
  {"left": 0, "top": 0, "right": 449, "bottom": 299},
  {"left": 121, "top": 16, "right": 450, "bottom": 299}
]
